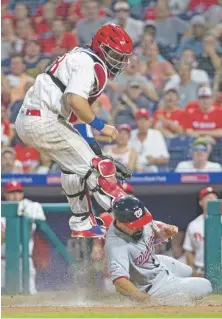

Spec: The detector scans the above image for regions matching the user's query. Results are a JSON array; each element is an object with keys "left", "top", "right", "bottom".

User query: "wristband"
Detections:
[{"left": 89, "top": 116, "right": 105, "bottom": 131}]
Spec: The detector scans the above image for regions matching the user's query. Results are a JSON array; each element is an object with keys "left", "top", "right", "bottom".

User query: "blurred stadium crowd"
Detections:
[{"left": 2, "top": 0, "right": 222, "bottom": 174}]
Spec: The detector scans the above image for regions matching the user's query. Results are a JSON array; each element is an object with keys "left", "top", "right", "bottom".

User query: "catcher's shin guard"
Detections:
[{"left": 90, "top": 157, "right": 127, "bottom": 202}]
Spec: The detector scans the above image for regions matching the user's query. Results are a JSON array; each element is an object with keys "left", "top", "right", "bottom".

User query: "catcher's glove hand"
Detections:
[{"left": 101, "top": 155, "right": 132, "bottom": 181}]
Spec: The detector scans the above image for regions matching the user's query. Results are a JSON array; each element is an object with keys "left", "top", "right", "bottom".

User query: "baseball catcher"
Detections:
[
  {"left": 105, "top": 196, "right": 212, "bottom": 305},
  {"left": 15, "top": 24, "right": 133, "bottom": 238}
]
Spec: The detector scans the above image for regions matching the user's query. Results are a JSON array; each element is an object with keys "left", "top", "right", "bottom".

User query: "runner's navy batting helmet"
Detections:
[{"left": 112, "top": 196, "right": 152, "bottom": 229}]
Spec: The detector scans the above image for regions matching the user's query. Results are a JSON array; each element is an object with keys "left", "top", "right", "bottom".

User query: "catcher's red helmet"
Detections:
[{"left": 92, "top": 24, "right": 133, "bottom": 80}]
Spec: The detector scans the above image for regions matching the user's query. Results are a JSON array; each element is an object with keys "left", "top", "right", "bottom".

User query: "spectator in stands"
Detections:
[
  {"left": 9, "top": 81, "right": 33, "bottom": 135},
  {"left": 175, "top": 138, "right": 222, "bottom": 172},
  {"left": 13, "top": 142, "right": 40, "bottom": 173},
  {"left": 91, "top": 98, "right": 112, "bottom": 124},
  {"left": 188, "top": 0, "right": 218, "bottom": 14},
  {"left": 1, "top": 73, "right": 11, "bottom": 107},
  {"left": 202, "top": 1, "right": 222, "bottom": 28},
  {"left": 68, "top": 0, "right": 109, "bottom": 27},
  {"left": 103, "top": 124, "right": 137, "bottom": 171},
  {"left": 179, "top": 49, "right": 210, "bottom": 85},
  {"left": 35, "top": 0, "right": 69, "bottom": 20},
  {"left": 1, "top": 18, "right": 17, "bottom": 61},
  {"left": 183, "top": 187, "right": 219, "bottom": 277},
  {"left": 16, "top": 18, "right": 36, "bottom": 41},
  {"left": 143, "top": 20, "right": 157, "bottom": 40},
  {"left": 97, "top": 93, "right": 112, "bottom": 112},
  {"left": 1, "top": 147, "right": 23, "bottom": 173},
  {"left": 1, "top": 105, "right": 11, "bottom": 146},
  {"left": 113, "top": 80, "right": 156, "bottom": 127},
  {"left": 15, "top": 3, "right": 29, "bottom": 23},
  {"left": 76, "top": 0, "right": 109, "bottom": 46},
  {"left": 1, "top": 0, "right": 14, "bottom": 20},
  {"left": 1, "top": 135, "right": 9, "bottom": 148},
  {"left": 3, "top": 55, "right": 34, "bottom": 104},
  {"left": 41, "top": 19, "right": 78, "bottom": 56},
  {"left": 213, "top": 68, "right": 222, "bottom": 108},
  {"left": 108, "top": 53, "right": 158, "bottom": 104},
  {"left": 176, "top": 62, "right": 199, "bottom": 108},
  {"left": 168, "top": 0, "right": 189, "bottom": 15},
  {"left": 154, "top": 88, "right": 184, "bottom": 138},
  {"left": 176, "top": 16, "right": 206, "bottom": 58},
  {"left": 134, "top": 33, "right": 165, "bottom": 63},
  {"left": 142, "top": 42, "right": 176, "bottom": 90},
  {"left": 110, "top": 1, "right": 144, "bottom": 45},
  {"left": 196, "top": 34, "right": 222, "bottom": 82},
  {"left": 129, "top": 108, "right": 170, "bottom": 172},
  {"left": 35, "top": 153, "right": 53, "bottom": 174},
  {"left": 154, "top": 0, "right": 188, "bottom": 48},
  {"left": 24, "top": 37, "right": 51, "bottom": 78},
  {"left": 34, "top": 2, "right": 55, "bottom": 39},
  {"left": 14, "top": 19, "right": 37, "bottom": 55},
  {"left": 182, "top": 87, "right": 222, "bottom": 139}
]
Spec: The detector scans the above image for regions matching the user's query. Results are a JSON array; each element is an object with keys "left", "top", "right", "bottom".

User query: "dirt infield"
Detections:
[
  {"left": 2, "top": 292, "right": 222, "bottom": 318},
  {"left": 2, "top": 304, "right": 222, "bottom": 317}
]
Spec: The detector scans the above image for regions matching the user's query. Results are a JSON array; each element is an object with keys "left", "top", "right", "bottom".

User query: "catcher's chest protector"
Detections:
[{"left": 69, "top": 47, "right": 107, "bottom": 123}]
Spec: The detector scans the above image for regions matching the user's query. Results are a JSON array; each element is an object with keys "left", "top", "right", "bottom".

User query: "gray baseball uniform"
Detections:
[{"left": 105, "top": 222, "right": 212, "bottom": 305}]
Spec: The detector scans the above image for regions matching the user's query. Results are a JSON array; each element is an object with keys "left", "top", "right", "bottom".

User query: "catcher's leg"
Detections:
[
  {"left": 16, "top": 112, "right": 125, "bottom": 237},
  {"left": 61, "top": 172, "right": 106, "bottom": 238}
]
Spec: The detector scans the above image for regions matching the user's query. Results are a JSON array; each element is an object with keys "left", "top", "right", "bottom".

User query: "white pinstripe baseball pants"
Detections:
[{"left": 15, "top": 108, "right": 112, "bottom": 231}]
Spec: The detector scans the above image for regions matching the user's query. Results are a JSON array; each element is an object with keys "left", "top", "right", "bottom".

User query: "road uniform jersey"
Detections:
[
  {"left": 105, "top": 221, "right": 212, "bottom": 304},
  {"left": 105, "top": 222, "right": 166, "bottom": 293}
]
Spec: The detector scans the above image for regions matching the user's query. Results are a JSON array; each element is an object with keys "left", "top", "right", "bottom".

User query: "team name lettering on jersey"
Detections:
[
  {"left": 192, "top": 121, "right": 216, "bottom": 129},
  {"left": 133, "top": 236, "right": 154, "bottom": 266},
  {"left": 193, "top": 232, "right": 204, "bottom": 242}
]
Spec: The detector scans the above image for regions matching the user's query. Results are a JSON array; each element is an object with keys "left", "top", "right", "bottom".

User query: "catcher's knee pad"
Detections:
[{"left": 91, "top": 157, "right": 126, "bottom": 201}]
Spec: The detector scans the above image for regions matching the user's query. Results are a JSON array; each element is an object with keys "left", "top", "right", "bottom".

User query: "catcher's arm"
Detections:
[
  {"left": 114, "top": 278, "right": 155, "bottom": 303},
  {"left": 65, "top": 94, "right": 118, "bottom": 141}
]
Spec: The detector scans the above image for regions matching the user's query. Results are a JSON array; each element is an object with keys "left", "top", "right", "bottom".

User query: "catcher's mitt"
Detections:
[{"left": 101, "top": 155, "right": 132, "bottom": 181}]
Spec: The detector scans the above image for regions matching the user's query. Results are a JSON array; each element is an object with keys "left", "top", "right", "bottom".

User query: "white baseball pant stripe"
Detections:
[
  {"left": 15, "top": 109, "right": 112, "bottom": 231},
  {"left": 148, "top": 256, "right": 212, "bottom": 305}
]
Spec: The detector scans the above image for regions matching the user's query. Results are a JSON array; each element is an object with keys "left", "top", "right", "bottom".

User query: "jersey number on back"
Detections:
[{"left": 47, "top": 54, "right": 67, "bottom": 74}]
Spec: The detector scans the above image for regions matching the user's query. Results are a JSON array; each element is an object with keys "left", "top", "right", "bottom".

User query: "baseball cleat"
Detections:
[{"left": 71, "top": 225, "right": 105, "bottom": 238}]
